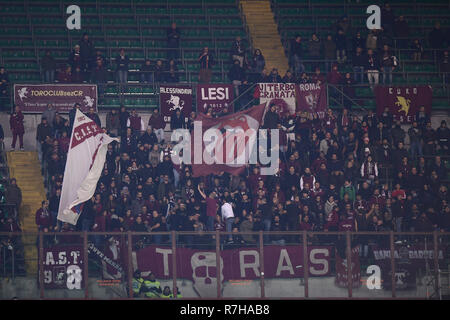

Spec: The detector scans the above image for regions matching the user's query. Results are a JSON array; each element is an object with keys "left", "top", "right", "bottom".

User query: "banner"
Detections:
[
  {"left": 134, "top": 245, "right": 331, "bottom": 297},
  {"left": 159, "top": 85, "right": 192, "bottom": 128},
  {"left": 88, "top": 241, "right": 125, "bottom": 280},
  {"left": 58, "top": 109, "right": 118, "bottom": 225},
  {"left": 373, "top": 244, "right": 445, "bottom": 290},
  {"left": 190, "top": 103, "right": 266, "bottom": 177},
  {"left": 335, "top": 247, "right": 361, "bottom": 288},
  {"left": 257, "top": 83, "right": 296, "bottom": 115},
  {"left": 196, "top": 84, "right": 234, "bottom": 114},
  {"left": 42, "top": 245, "right": 84, "bottom": 289},
  {"left": 296, "top": 83, "right": 327, "bottom": 118},
  {"left": 14, "top": 84, "right": 97, "bottom": 113},
  {"left": 375, "top": 86, "right": 432, "bottom": 123}
]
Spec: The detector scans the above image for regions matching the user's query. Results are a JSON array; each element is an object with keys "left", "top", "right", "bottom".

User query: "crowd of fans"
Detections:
[
  {"left": 0, "top": 8, "right": 449, "bottom": 249},
  {"left": 1, "top": 99, "right": 448, "bottom": 250}
]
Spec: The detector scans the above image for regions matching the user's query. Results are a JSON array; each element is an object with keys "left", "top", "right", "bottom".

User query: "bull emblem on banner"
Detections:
[
  {"left": 84, "top": 96, "right": 95, "bottom": 108},
  {"left": 18, "top": 87, "right": 28, "bottom": 101},
  {"left": 167, "top": 94, "right": 184, "bottom": 112},
  {"left": 395, "top": 96, "right": 411, "bottom": 115},
  {"left": 305, "top": 93, "right": 318, "bottom": 111}
]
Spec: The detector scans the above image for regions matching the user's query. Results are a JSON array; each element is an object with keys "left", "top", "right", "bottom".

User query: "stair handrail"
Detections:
[
  {"left": 229, "top": 82, "right": 258, "bottom": 111},
  {"left": 326, "top": 83, "right": 366, "bottom": 113},
  {"left": 239, "top": 1, "right": 254, "bottom": 54}
]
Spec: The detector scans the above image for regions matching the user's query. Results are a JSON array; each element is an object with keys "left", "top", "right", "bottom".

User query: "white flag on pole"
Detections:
[{"left": 58, "top": 109, "right": 118, "bottom": 225}]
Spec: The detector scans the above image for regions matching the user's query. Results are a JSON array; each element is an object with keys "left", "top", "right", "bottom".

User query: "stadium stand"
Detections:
[
  {"left": 0, "top": 0, "right": 449, "bottom": 300},
  {"left": 0, "top": 0, "right": 249, "bottom": 110},
  {"left": 273, "top": 0, "right": 450, "bottom": 110}
]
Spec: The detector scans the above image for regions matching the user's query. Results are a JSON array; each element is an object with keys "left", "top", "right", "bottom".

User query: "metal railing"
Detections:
[{"left": 0, "top": 230, "right": 448, "bottom": 299}]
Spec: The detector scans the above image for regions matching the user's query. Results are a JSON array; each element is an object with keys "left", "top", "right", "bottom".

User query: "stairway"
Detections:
[
  {"left": 6, "top": 151, "right": 46, "bottom": 276},
  {"left": 240, "top": 0, "right": 290, "bottom": 75}
]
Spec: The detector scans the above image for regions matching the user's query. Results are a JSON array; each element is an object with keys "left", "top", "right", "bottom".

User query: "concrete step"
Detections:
[
  {"left": 241, "top": 0, "right": 289, "bottom": 74},
  {"left": 9, "top": 167, "right": 41, "bottom": 172},
  {"left": 18, "top": 185, "right": 45, "bottom": 190},
  {"left": 7, "top": 151, "right": 46, "bottom": 275}
]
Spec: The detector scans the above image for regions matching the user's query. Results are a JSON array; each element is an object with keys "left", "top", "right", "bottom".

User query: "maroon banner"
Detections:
[
  {"left": 190, "top": 103, "right": 266, "bottom": 177},
  {"left": 373, "top": 244, "right": 445, "bottom": 290},
  {"left": 335, "top": 247, "right": 361, "bottom": 288},
  {"left": 375, "top": 86, "right": 432, "bottom": 123},
  {"left": 372, "top": 245, "right": 445, "bottom": 266},
  {"left": 14, "top": 84, "right": 97, "bottom": 113},
  {"left": 159, "top": 85, "right": 193, "bottom": 128},
  {"left": 295, "top": 83, "right": 327, "bottom": 119},
  {"left": 135, "top": 245, "right": 332, "bottom": 281},
  {"left": 42, "top": 245, "right": 84, "bottom": 289},
  {"left": 196, "top": 84, "right": 234, "bottom": 114},
  {"left": 88, "top": 240, "right": 126, "bottom": 281}
]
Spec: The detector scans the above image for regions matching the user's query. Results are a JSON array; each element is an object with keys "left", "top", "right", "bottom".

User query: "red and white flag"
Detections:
[
  {"left": 191, "top": 103, "right": 266, "bottom": 177},
  {"left": 58, "top": 109, "right": 118, "bottom": 225}
]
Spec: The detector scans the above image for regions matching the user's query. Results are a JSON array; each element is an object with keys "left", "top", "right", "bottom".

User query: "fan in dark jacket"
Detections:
[
  {"left": 341, "top": 73, "right": 355, "bottom": 110},
  {"left": 308, "top": 33, "right": 322, "bottom": 60},
  {"left": 91, "top": 58, "right": 109, "bottom": 98},
  {"left": 352, "top": 31, "right": 365, "bottom": 52},
  {"left": 140, "top": 59, "right": 154, "bottom": 83},
  {"left": 166, "top": 59, "right": 179, "bottom": 83},
  {"left": 428, "top": 21, "right": 446, "bottom": 49},
  {"left": 78, "top": 33, "right": 94, "bottom": 72},
  {"left": 5, "top": 178, "right": 22, "bottom": 216},
  {"left": 170, "top": 109, "right": 185, "bottom": 130},
  {"left": 282, "top": 70, "right": 297, "bottom": 83},
  {"left": 36, "top": 118, "right": 52, "bottom": 156},
  {"left": 41, "top": 50, "right": 57, "bottom": 83},
  {"left": 228, "top": 59, "right": 246, "bottom": 98},
  {"left": 115, "top": 49, "right": 129, "bottom": 84},
  {"left": 263, "top": 104, "right": 280, "bottom": 130},
  {"left": 87, "top": 108, "right": 101, "bottom": 128},
  {"left": 335, "top": 29, "right": 347, "bottom": 63},
  {"left": 267, "top": 68, "right": 282, "bottom": 83},
  {"left": 167, "top": 22, "right": 181, "bottom": 61}
]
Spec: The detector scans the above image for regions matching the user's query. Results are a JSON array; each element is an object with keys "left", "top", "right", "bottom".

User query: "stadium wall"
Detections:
[{"left": 0, "top": 276, "right": 433, "bottom": 299}]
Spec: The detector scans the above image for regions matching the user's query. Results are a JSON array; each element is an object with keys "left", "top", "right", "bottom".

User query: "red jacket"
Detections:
[
  {"left": 58, "top": 136, "right": 70, "bottom": 153},
  {"left": 338, "top": 217, "right": 355, "bottom": 231},
  {"left": 145, "top": 200, "right": 160, "bottom": 213},
  {"left": 299, "top": 221, "right": 313, "bottom": 231},
  {"left": 92, "top": 214, "right": 107, "bottom": 232},
  {"left": 2, "top": 221, "right": 21, "bottom": 232},
  {"left": 35, "top": 208, "right": 51, "bottom": 228},
  {"left": 325, "top": 209, "right": 339, "bottom": 230},
  {"left": 326, "top": 70, "right": 342, "bottom": 85},
  {"left": 369, "top": 195, "right": 386, "bottom": 210},
  {"left": 129, "top": 115, "right": 142, "bottom": 131},
  {"left": 10, "top": 111, "right": 24, "bottom": 134}
]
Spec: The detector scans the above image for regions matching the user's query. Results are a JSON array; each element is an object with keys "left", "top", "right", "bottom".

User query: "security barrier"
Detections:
[{"left": 0, "top": 231, "right": 449, "bottom": 300}]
